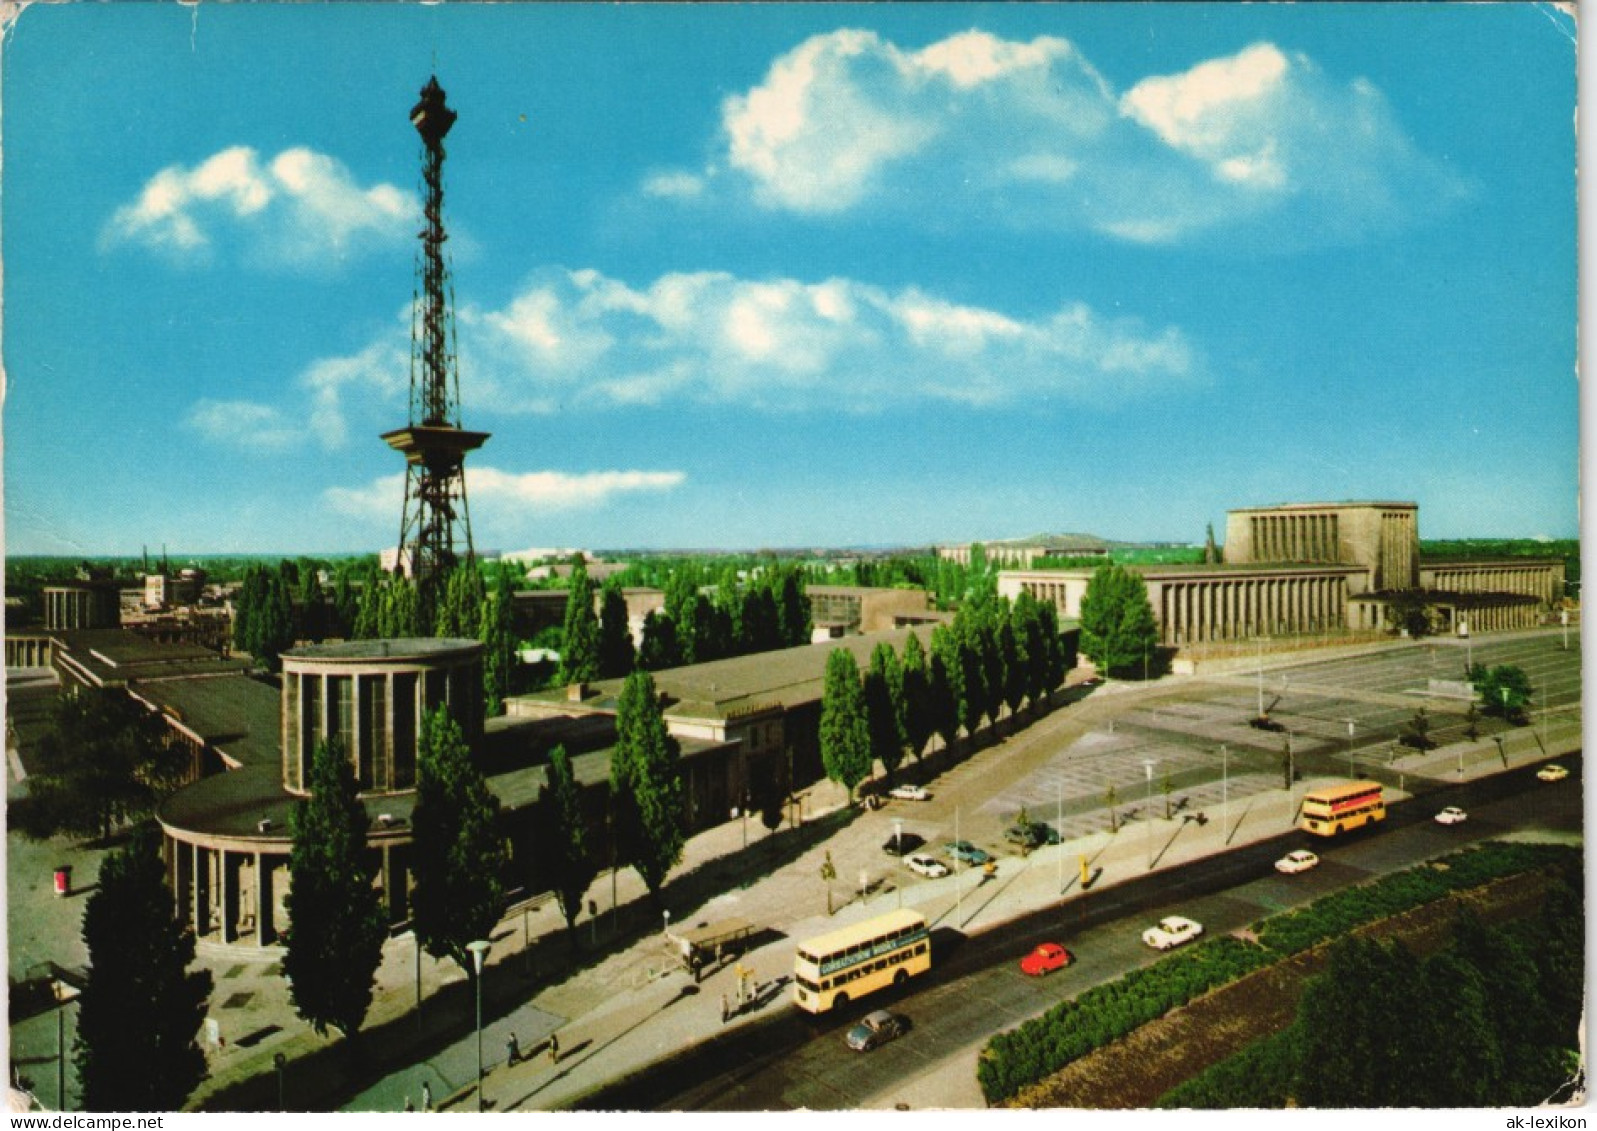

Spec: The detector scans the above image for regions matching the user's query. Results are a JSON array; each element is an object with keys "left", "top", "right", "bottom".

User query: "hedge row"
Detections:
[
  {"left": 1253, "top": 841, "right": 1576, "bottom": 955},
  {"left": 976, "top": 840, "right": 1580, "bottom": 1105},
  {"left": 976, "top": 936, "right": 1272, "bottom": 1105}
]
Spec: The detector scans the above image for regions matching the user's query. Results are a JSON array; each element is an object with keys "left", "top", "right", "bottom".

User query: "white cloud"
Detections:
[
  {"left": 468, "top": 468, "right": 686, "bottom": 510},
  {"left": 324, "top": 467, "right": 686, "bottom": 522},
  {"left": 709, "top": 29, "right": 1463, "bottom": 244},
  {"left": 184, "top": 399, "right": 303, "bottom": 452},
  {"left": 300, "top": 339, "right": 410, "bottom": 449},
  {"left": 193, "top": 265, "right": 1197, "bottom": 457},
  {"left": 456, "top": 267, "right": 1195, "bottom": 413},
  {"left": 642, "top": 170, "right": 708, "bottom": 199},
  {"left": 104, "top": 146, "right": 414, "bottom": 266}
]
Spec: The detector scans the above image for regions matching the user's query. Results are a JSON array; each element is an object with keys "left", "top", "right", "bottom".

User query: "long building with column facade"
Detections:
[{"left": 999, "top": 500, "right": 1564, "bottom": 653}]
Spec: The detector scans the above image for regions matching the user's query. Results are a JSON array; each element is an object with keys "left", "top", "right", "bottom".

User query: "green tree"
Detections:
[
  {"left": 597, "top": 578, "right": 636, "bottom": 679},
  {"left": 1079, "top": 562, "right": 1159, "bottom": 678},
  {"left": 819, "top": 649, "right": 872, "bottom": 800},
  {"left": 12, "top": 688, "right": 186, "bottom": 843},
  {"left": 953, "top": 622, "right": 987, "bottom": 740},
  {"left": 434, "top": 563, "right": 485, "bottom": 640},
  {"left": 775, "top": 565, "right": 811, "bottom": 647},
  {"left": 479, "top": 563, "right": 518, "bottom": 716},
  {"left": 1292, "top": 936, "right": 1428, "bottom": 1107},
  {"left": 1470, "top": 663, "right": 1534, "bottom": 723},
  {"left": 864, "top": 643, "right": 904, "bottom": 784},
  {"left": 611, "top": 671, "right": 688, "bottom": 900},
  {"left": 999, "top": 616, "right": 1027, "bottom": 719},
  {"left": 411, "top": 706, "right": 508, "bottom": 978},
  {"left": 282, "top": 739, "right": 387, "bottom": 1041},
  {"left": 927, "top": 646, "right": 960, "bottom": 755},
  {"left": 638, "top": 610, "right": 682, "bottom": 671},
  {"left": 539, "top": 744, "right": 599, "bottom": 943},
  {"left": 559, "top": 556, "right": 601, "bottom": 686},
  {"left": 74, "top": 826, "right": 212, "bottom": 1112},
  {"left": 899, "top": 632, "right": 933, "bottom": 762},
  {"left": 738, "top": 582, "right": 781, "bottom": 654}
]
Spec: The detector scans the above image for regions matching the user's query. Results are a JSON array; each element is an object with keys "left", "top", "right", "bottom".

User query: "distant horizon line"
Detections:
[{"left": 4, "top": 533, "right": 1578, "bottom": 563}]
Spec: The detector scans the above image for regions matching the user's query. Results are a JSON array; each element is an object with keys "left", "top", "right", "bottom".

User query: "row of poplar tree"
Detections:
[
  {"left": 66, "top": 666, "right": 689, "bottom": 1111},
  {"left": 818, "top": 590, "right": 1069, "bottom": 800},
  {"left": 555, "top": 558, "right": 813, "bottom": 684},
  {"left": 230, "top": 560, "right": 520, "bottom": 712}
]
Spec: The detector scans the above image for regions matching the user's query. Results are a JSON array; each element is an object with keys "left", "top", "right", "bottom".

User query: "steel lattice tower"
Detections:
[{"left": 382, "top": 76, "right": 489, "bottom": 605}]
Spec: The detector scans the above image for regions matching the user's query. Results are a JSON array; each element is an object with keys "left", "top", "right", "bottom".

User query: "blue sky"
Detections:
[{"left": 2, "top": 3, "right": 1578, "bottom": 556}]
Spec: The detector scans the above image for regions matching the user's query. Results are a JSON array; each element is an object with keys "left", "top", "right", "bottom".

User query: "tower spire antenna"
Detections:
[{"left": 381, "top": 76, "right": 489, "bottom": 625}]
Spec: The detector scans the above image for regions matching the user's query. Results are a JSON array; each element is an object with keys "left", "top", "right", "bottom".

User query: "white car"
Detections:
[
  {"left": 1435, "top": 806, "right": 1468, "bottom": 825},
  {"left": 1537, "top": 764, "right": 1570, "bottom": 782},
  {"left": 888, "top": 784, "right": 931, "bottom": 802},
  {"left": 1142, "top": 915, "right": 1203, "bottom": 950},
  {"left": 1275, "top": 850, "right": 1320, "bottom": 875},
  {"left": 905, "top": 853, "right": 950, "bottom": 879}
]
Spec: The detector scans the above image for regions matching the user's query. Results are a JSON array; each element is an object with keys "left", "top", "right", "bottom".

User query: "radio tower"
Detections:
[{"left": 382, "top": 76, "right": 489, "bottom": 615}]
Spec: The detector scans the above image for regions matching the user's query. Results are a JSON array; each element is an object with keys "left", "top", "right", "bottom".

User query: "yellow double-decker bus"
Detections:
[
  {"left": 1297, "top": 780, "right": 1386, "bottom": 836},
  {"left": 792, "top": 908, "right": 931, "bottom": 1013}
]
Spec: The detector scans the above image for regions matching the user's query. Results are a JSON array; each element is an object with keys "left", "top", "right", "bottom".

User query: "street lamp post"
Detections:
[
  {"left": 1142, "top": 760, "right": 1156, "bottom": 869},
  {"left": 468, "top": 939, "right": 491, "bottom": 1113}
]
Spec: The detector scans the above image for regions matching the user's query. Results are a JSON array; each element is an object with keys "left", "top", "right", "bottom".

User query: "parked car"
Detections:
[
  {"left": 845, "top": 1009, "right": 907, "bottom": 1052},
  {"left": 1019, "top": 942, "right": 1073, "bottom": 976},
  {"left": 905, "top": 853, "right": 950, "bottom": 879},
  {"left": 1537, "top": 764, "right": 1570, "bottom": 782},
  {"left": 1004, "top": 821, "right": 1059, "bottom": 848},
  {"left": 1435, "top": 806, "right": 1468, "bottom": 825},
  {"left": 1142, "top": 915, "right": 1203, "bottom": 950},
  {"left": 888, "top": 784, "right": 931, "bottom": 801},
  {"left": 944, "top": 840, "right": 991, "bottom": 865},
  {"left": 881, "top": 832, "right": 925, "bottom": 857},
  {"left": 1275, "top": 850, "right": 1320, "bottom": 875}
]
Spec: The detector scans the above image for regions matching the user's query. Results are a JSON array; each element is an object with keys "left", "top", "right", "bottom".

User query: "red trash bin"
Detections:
[{"left": 53, "top": 866, "right": 72, "bottom": 896}]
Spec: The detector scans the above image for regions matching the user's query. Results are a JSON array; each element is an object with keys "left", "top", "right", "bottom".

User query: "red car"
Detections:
[{"left": 1020, "top": 942, "right": 1073, "bottom": 976}]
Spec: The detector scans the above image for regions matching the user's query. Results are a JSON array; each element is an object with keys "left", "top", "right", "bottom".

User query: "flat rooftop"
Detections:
[{"left": 284, "top": 638, "right": 481, "bottom": 663}]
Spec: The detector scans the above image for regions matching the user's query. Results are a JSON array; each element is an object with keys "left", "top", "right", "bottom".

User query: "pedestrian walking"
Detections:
[
  {"left": 720, "top": 993, "right": 729, "bottom": 1023},
  {"left": 548, "top": 1032, "right": 560, "bottom": 1065},
  {"left": 421, "top": 1080, "right": 432, "bottom": 1112},
  {"left": 505, "top": 1032, "right": 521, "bottom": 1066}
]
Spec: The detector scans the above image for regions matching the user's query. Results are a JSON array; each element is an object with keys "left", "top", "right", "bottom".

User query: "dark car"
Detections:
[
  {"left": 882, "top": 832, "right": 925, "bottom": 857},
  {"left": 845, "top": 1009, "right": 908, "bottom": 1052},
  {"left": 1004, "top": 822, "right": 1059, "bottom": 848}
]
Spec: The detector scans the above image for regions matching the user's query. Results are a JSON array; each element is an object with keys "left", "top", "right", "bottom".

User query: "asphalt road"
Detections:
[{"left": 578, "top": 754, "right": 1582, "bottom": 1111}]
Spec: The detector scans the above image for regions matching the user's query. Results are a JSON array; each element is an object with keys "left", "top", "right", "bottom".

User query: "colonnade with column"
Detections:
[
  {"left": 4, "top": 635, "right": 53, "bottom": 667},
  {"left": 1424, "top": 564, "right": 1561, "bottom": 604},
  {"left": 1249, "top": 512, "right": 1340, "bottom": 563},
  {"left": 164, "top": 834, "right": 412, "bottom": 947},
  {"left": 1154, "top": 573, "right": 1352, "bottom": 646},
  {"left": 42, "top": 586, "right": 121, "bottom": 631},
  {"left": 1452, "top": 601, "right": 1543, "bottom": 634}
]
